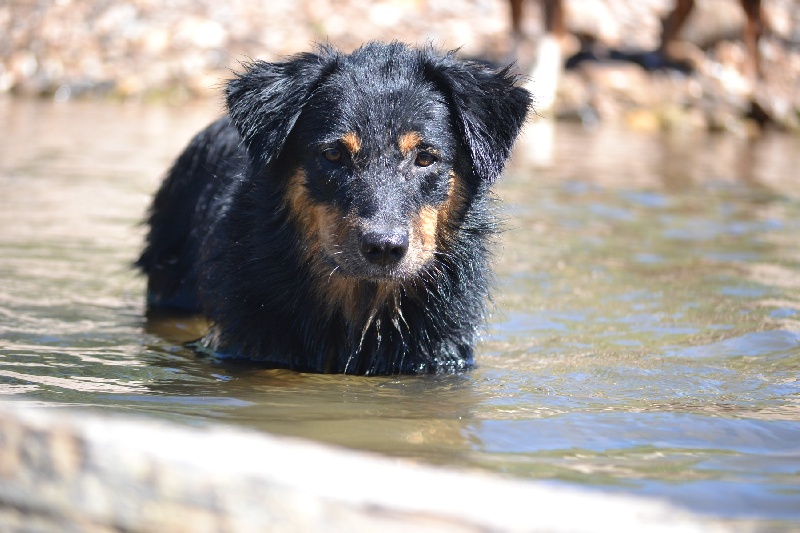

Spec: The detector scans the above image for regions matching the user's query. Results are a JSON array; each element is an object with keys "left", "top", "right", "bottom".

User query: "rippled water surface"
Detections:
[{"left": 1, "top": 100, "right": 799, "bottom": 527}]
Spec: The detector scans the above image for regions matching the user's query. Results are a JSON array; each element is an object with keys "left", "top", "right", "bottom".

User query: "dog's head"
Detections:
[{"left": 227, "top": 42, "right": 531, "bottom": 284}]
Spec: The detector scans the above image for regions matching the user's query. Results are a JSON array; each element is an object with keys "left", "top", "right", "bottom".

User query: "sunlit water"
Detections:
[{"left": 1, "top": 99, "right": 799, "bottom": 527}]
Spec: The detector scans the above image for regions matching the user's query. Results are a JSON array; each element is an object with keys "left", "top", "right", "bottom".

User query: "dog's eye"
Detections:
[
  {"left": 415, "top": 151, "right": 437, "bottom": 167},
  {"left": 323, "top": 148, "right": 342, "bottom": 163}
]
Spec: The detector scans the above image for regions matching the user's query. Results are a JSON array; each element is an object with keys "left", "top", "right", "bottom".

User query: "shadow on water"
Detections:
[{"left": 1, "top": 99, "right": 799, "bottom": 524}]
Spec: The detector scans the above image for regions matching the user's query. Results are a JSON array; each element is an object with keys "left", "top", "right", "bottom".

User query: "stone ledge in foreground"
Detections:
[{"left": 0, "top": 405, "right": 727, "bottom": 533}]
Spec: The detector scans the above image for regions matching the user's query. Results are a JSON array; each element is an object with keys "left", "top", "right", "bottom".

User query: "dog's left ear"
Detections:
[{"left": 425, "top": 53, "right": 532, "bottom": 185}]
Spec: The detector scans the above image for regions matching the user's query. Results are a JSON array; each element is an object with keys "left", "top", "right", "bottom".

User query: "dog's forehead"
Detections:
[{"left": 310, "top": 67, "right": 451, "bottom": 145}]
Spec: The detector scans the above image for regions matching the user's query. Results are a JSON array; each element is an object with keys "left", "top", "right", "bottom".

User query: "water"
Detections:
[{"left": 1, "top": 99, "right": 799, "bottom": 527}]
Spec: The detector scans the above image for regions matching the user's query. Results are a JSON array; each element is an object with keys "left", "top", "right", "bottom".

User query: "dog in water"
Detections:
[{"left": 137, "top": 42, "right": 531, "bottom": 375}]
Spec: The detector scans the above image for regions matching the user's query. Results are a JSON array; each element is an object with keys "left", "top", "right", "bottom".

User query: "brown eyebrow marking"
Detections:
[
  {"left": 398, "top": 131, "right": 422, "bottom": 156},
  {"left": 341, "top": 131, "right": 361, "bottom": 154}
]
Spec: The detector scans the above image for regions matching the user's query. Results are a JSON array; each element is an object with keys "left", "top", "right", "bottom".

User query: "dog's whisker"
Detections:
[{"left": 327, "top": 265, "right": 340, "bottom": 281}]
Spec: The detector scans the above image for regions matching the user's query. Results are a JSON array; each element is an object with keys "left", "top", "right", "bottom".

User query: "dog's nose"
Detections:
[{"left": 359, "top": 230, "right": 409, "bottom": 266}]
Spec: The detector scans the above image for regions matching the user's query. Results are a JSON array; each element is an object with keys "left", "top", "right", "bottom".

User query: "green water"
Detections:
[{"left": 1, "top": 99, "right": 799, "bottom": 527}]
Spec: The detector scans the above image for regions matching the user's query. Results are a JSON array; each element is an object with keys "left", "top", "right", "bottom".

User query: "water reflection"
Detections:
[{"left": 1, "top": 100, "right": 799, "bottom": 524}]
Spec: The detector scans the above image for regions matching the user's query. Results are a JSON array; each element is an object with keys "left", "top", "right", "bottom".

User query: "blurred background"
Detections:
[{"left": 2, "top": 0, "right": 799, "bottom": 132}]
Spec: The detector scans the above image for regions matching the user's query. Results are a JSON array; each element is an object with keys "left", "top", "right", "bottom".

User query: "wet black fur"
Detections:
[{"left": 137, "top": 42, "right": 531, "bottom": 375}]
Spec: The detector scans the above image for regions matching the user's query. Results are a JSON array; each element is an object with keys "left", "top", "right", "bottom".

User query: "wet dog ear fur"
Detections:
[
  {"left": 225, "top": 49, "right": 338, "bottom": 168},
  {"left": 424, "top": 52, "right": 532, "bottom": 186}
]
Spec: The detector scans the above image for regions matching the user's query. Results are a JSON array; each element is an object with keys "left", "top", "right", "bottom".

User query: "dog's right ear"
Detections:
[{"left": 226, "top": 51, "right": 337, "bottom": 168}]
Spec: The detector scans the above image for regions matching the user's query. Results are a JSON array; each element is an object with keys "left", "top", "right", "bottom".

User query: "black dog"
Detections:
[{"left": 137, "top": 42, "right": 531, "bottom": 375}]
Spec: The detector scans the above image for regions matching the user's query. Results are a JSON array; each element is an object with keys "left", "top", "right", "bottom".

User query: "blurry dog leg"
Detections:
[
  {"left": 740, "top": 0, "right": 771, "bottom": 125},
  {"left": 658, "top": 0, "right": 695, "bottom": 60},
  {"left": 740, "top": 0, "right": 763, "bottom": 84},
  {"left": 636, "top": 0, "right": 695, "bottom": 71},
  {"left": 508, "top": 0, "right": 525, "bottom": 64}
]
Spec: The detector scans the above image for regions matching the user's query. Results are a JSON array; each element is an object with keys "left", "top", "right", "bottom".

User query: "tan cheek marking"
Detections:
[
  {"left": 285, "top": 170, "right": 344, "bottom": 266},
  {"left": 408, "top": 205, "right": 439, "bottom": 269},
  {"left": 285, "top": 170, "right": 319, "bottom": 253},
  {"left": 341, "top": 131, "right": 361, "bottom": 154},
  {"left": 398, "top": 131, "right": 422, "bottom": 156},
  {"left": 295, "top": 198, "right": 365, "bottom": 321},
  {"left": 316, "top": 206, "right": 350, "bottom": 262},
  {"left": 416, "top": 206, "right": 439, "bottom": 251},
  {"left": 408, "top": 172, "right": 466, "bottom": 267},
  {"left": 436, "top": 171, "right": 465, "bottom": 242}
]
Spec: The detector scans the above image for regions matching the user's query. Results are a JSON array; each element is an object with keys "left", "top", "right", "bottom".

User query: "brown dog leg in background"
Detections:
[{"left": 659, "top": 0, "right": 762, "bottom": 82}]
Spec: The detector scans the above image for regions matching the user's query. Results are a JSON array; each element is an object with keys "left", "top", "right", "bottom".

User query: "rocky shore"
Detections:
[{"left": 2, "top": 0, "right": 799, "bottom": 132}]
